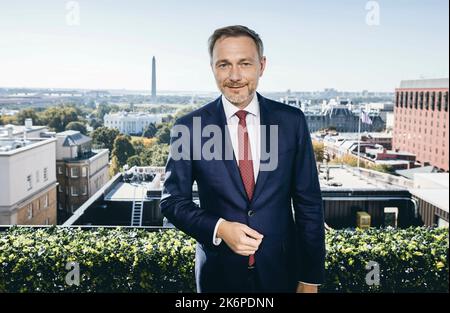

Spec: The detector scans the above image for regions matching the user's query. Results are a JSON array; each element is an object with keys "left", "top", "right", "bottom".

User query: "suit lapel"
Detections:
[{"left": 251, "top": 93, "right": 275, "bottom": 205}]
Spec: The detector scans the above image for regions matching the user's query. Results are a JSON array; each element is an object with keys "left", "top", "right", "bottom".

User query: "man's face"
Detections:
[{"left": 211, "top": 36, "right": 266, "bottom": 109}]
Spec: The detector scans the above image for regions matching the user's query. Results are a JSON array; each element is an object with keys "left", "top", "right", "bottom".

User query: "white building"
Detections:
[
  {"left": 0, "top": 136, "right": 57, "bottom": 225},
  {"left": 104, "top": 111, "right": 165, "bottom": 135}
]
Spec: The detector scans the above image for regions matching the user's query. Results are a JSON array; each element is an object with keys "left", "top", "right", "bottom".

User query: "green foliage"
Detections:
[
  {"left": 126, "top": 155, "right": 142, "bottom": 167},
  {"left": 155, "top": 122, "right": 172, "bottom": 144},
  {"left": 0, "top": 227, "right": 447, "bottom": 293},
  {"left": 312, "top": 141, "right": 325, "bottom": 163},
  {"left": 0, "top": 228, "right": 195, "bottom": 292},
  {"left": 65, "top": 121, "right": 88, "bottom": 135},
  {"left": 15, "top": 108, "right": 43, "bottom": 125},
  {"left": 112, "top": 135, "right": 135, "bottom": 167},
  {"left": 139, "top": 143, "right": 169, "bottom": 167},
  {"left": 91, "top": 126, "right": 120, "bottom": 153},
  {"left": 142, "top": 122, "right": 158, "bottom": 138},
  {"left": 41, "top": 106, "right": 81, "bottom": 132},
  {"left": 322, "top": 227, "right": 448, "bottom": 293}
]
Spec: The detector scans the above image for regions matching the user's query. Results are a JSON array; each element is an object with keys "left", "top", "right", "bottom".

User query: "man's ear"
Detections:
[{"left": 259, "top": 56, "right": 267, "bottom": 77}]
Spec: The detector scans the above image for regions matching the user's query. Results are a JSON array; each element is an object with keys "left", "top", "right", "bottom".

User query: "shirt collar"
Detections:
[{"left": 222, "top": 93, "right": 260, "bottom": 121}]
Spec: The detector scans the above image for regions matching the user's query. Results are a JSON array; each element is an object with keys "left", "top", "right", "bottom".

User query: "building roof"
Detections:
[
  {"left": 57, "top": 130, "right": 91, "bottom": 147},
  {"left": 395, "top": 166, "right": 439, "bottom": 180},
  {"left": 399, "top": 78, "right": 449, "bottom": 89},
  {"left": 0, "top": 125, "right": 49, "bottom": 139},
  {"left": 409, "top": 189, "right": 449, "bottom": 213},
  {"left": 319, "top": 166, "right": 406, "bottom": 190}
]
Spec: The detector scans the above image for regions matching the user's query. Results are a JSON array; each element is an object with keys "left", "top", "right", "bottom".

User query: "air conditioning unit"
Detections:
[{"left": 356, "top": 211, "right": 371, "bottom": 229}]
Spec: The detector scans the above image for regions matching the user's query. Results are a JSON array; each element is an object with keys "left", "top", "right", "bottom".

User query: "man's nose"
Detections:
[{"left": 228, "top": 66, "right": 242, "bottom": 81}]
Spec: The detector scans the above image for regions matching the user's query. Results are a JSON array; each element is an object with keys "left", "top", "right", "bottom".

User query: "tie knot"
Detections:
[{"left": 235, "top": 110, "right": 248, "bottom": 121}]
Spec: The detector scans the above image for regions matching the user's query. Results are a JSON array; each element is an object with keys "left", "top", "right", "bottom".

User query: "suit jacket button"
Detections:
[{"left": 248, "top": 210, "right": 255, "bottom": 217}]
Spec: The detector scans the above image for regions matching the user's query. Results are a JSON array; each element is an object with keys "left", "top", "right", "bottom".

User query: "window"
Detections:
[
  {"left": 45, "top": 218, "right": 50, "bottom": 225},
  {"left": 437, "top": 92, "right": 442, "bottom": 111},
  {"left": 43, "top": 167, "right": 48, "bottom": 181},
  {"left": 26, "top": 175, "right": 32, "bottom": 191},
  {"left": 27, "top": 203, "right": 33, "bottom": 220},
  {"left": 44, "top": 194, "right": 49, "bottom": 208},
  {"left": 58, "top": 166, "right": 63, "bottom": 175},
  {"left": 36, "top": 170, "right": 40, "bottom": 183},
  {"left": 71, "top": 186, "right": 78, "bottom": 196},
  {"left": 82, "top": 167, "right": 87, "bottom": 177},
  {"left": 58, "top": 185, "right": 63, "bottom": 193},
  {"left": 71, "top": 167, "right": 79, "bottom": 178},
  {"left": 81, "top": 184, "right": 88, "bottom": 195}
]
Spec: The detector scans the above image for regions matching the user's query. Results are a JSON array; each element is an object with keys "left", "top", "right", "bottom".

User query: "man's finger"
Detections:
[
  {"left": 240, "top": 236, "right": 261, "bottom": 249},
  {"left": 241, "top": 225, "right": 264, "bottom": 240}
]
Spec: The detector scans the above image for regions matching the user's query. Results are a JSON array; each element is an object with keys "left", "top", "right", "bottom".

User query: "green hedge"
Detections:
[{"left": 0, "top": 226, "right": 448, "bottom": 293}]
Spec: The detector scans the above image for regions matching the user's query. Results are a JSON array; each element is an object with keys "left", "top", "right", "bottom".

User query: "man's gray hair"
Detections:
[{"left": 208, "top": 25, "right": 264, "bottom": 59}]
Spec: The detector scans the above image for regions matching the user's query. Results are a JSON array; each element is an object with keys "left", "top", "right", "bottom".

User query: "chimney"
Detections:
[
  {"left": 6, "top": 126, "right": 14, "bottom": 138},
  {"left": 25, "top": 118, "right": 33, "bottom": 129}
]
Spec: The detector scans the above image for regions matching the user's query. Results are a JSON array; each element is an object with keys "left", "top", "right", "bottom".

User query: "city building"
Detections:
[
  {"left": 409, "top": 173, "right": 448, "bottom": 227},
  {"left": 393, "top": 78, "right": 449, "bottom": 171},
  {"left": 55, "top": 130, "right": 109, "bottom": 223},
  {"left": 0, "top": 136, "right": 57, "bottom": 225},
  {"left": 63, "top": 166, "right": 168, "bottom": 227},
  {"left": 305, "top": 99, "right": 386, "bottom": 132},
  {"left": 104, "top": 111, "right": 165, "bottom": 135},
  {"left": 0, "top": 119, "right": 50, "bottom": 139},
  {"left": 64, "top": 164, "right": 448, "bottom": 229}
]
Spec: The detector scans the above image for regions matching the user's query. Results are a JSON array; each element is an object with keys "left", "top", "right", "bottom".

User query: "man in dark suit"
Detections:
[{"left": 160, "top": 25, "right": 325, "bottom": 293}]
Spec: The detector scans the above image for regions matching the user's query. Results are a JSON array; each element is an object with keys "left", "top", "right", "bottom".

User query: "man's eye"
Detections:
[
  {"left": 242, "top": 63, "right": 251, "bottom": 66},
  {"left": 218, "top": 64, "right": 227, "bottom": 68}
]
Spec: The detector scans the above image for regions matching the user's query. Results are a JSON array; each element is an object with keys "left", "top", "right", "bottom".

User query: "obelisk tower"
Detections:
[{"left": 151, "top": 56, "right": 156, "bottom": 101}]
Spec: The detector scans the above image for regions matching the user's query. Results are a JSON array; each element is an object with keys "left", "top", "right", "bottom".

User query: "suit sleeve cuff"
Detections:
[{"left": 213, "top": 218, "right": 225, "bottom": 246}]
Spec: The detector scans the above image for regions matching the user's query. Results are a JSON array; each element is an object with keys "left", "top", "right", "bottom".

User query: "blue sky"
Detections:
[{"left": 0, "top": 0, "right": 448, "bottom": 92}]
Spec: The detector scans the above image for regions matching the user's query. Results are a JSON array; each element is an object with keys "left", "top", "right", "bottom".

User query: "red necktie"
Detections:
[{"left": 235, "top": 110, "right": 256, "bottom": 268}]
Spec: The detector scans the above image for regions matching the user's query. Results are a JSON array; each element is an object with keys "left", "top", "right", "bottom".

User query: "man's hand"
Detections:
[
  {"left": 296, "top": 282, "right": 318, "bottom": 293},
  {"left": 217, "top": 220, "right": 263, "bottom": 256}
]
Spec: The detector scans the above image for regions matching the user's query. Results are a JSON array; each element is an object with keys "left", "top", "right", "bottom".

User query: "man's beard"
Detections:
[{"left": 222, "top": 84, "right": 254, "bottom": 106}]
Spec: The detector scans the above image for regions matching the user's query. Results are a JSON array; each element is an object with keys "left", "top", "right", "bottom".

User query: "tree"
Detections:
[
  {"left": 142, "top": 122, "right": 158, "bottom": 138},
  {"left": 112, "top": 135, "right": 136, "bottom": 167},
  {"left": 89, "top": 118, "right": 103, "bottom": 130},
  {"left": 126, "top": 155, "right": 142, "bottom": 167},
  {"left": 131, "top": 138, "right": 145, "bottom": 156},
  {"left": 96, "top": 102, "right": 111, "bottom": 120},
  {"left": 65, "top": 121, "right": 88, "bottom": 135},
  {"left": 109, "top": 155, "right": 121, "bottom": 177},
  {"left": 91, "top": 126, "right": 120, "bottom": 154},
  {"left": 155, "top": 122, "right": 172, "bottom": 144},
  {"left": 41, "top": 106, "right": 80, "bottom": 132},
  {"left": 312, "top": 141, "right": 325, "bottom": 163},
  {"left": 16, "top": 108, "right": 42, "bottom": 125},
  {"left": 139, "top": 143, "right": 169, "bottom": 167}
]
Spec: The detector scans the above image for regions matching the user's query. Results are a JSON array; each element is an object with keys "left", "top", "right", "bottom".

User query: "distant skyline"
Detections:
[{"left": 0, "top": 0, "right": 448, "bottom": 92}]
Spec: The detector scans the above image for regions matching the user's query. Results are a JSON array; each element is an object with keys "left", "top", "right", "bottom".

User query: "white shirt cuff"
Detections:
[
  {"left": 213, "top": 218, "right": 225, "bottom": 246},
  {"left": 298, "top": 281, "right": 321, "bottom": 286}
]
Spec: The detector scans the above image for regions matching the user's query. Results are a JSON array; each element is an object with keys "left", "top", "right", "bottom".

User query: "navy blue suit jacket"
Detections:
[{"left": 160, "top": 92, "right": 325, "bottom": 292}]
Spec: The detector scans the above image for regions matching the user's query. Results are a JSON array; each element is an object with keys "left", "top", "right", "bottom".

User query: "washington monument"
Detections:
[{"left": 151, "top": 56, "right": 156, "bottom": 100}]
